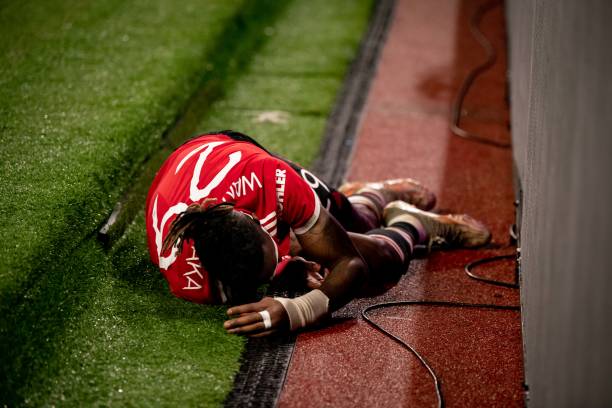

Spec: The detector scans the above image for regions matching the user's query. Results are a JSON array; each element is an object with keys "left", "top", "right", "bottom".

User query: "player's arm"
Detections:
[
  {"left": 295, "top": 206, "right": 368, "bottom": 311},
  {"left": 224, "top": 161, "right": 367, "bottom": 335},
  {"left": 224, "top": 208, "right": 368, "bottom": 336}
]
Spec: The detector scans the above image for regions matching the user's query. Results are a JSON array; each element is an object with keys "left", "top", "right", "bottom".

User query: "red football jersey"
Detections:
[{"left": 145, "top": 134, "right": 320, "bottom": 304}]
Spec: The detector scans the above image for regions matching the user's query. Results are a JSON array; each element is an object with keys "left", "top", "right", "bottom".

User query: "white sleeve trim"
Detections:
[{"left": 293, "top": 191, "right": 321, "bottom": 235}]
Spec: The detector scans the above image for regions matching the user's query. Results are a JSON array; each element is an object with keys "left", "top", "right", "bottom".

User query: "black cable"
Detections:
[
  {"left": 362, "top": 300, "right": 520, "bottom": 408},
  {"left": 450, "top": 0, "right": 511, "bottom": 149},
  {"left": 362, "top": 248, "right": 520, "bottom": 408},
  {"left": 359, "top": 2, "right": 519, "bottom": 406},
  {"left": 465, "top": 253, "right": 518, "bottom": 288}
]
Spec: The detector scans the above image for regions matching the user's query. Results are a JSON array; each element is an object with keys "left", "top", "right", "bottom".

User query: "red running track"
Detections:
[{"left": 278, "top": 0, "right": 524, "bottom": 407}]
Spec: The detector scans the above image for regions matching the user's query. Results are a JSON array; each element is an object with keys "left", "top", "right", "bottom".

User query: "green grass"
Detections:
[
  {"left": 0, "top": 0, "right": 374, "bottom": 405},
  {"left": 0, "top": 0, "right": 279, "bottom": 403},
  {"left": 0, "top": 0, "right": 247, "bottom": 307},
  {"left": 12, "top": 217, "right": 244, "bottom": 406}
]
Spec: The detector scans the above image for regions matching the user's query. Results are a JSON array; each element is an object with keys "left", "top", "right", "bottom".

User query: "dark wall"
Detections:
[{"left": 506, "top": 1, "right": 612, "bottom": 406}]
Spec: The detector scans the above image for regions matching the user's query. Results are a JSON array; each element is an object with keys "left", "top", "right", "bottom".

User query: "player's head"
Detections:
[{"left": 162, "top": 201, "right": 278, "bottom": 304}]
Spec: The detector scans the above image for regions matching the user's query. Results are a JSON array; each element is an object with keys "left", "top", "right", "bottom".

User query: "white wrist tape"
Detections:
[{"left": 274, "top": 289, "right": 330, "bottom": 331}]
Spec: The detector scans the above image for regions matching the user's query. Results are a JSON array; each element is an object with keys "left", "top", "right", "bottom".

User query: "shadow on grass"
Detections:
[
  {"left": 0, "top": 0, "right": 291, "bottom": 404},
  {"left": 0, "top": 208, "right": 237, "bottom": 405},
  {"left": 0, "top": 239, "right": 108, "bottom": 403}
]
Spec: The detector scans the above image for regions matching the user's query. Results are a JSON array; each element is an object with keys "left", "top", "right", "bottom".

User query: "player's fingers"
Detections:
[
  {"left": 224, "top": 312, "right": 262, "bottom": 330},
  {"left": 226, "top": 321, "right": 266, "bottom": 335},
  {"left": 227, "top": 302, "right": 265, "bottom": 317}
]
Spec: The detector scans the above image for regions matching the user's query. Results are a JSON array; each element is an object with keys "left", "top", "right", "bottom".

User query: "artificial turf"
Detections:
[
  {"left": 0, "top": 0, "right": 374, "bottom": 405},
  {"left": 0, "top": 0, "right": 275, "bottom": 305}
]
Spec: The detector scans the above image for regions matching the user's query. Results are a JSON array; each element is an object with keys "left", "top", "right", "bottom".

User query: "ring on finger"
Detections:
[{"left": 258, "top": 310, "right": 272, "bottom": 329}]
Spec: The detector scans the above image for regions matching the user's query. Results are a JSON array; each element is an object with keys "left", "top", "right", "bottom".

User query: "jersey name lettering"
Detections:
[
  {"left": 275, "top": 169, "right": 286, "bottom": 211},
  {"left": 183, "top": 247, "right": 204, "bottom": 290},
  {"left": 224, "top": 172, "right": 262, "bottom": 200},
  {"left": 184, "top": 246, "right": 204, "bottom": 290}
]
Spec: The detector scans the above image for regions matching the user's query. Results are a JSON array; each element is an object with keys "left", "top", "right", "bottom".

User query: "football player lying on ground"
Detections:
[{"left": 146, "top": 131, "right": 491, "bottom": 336}]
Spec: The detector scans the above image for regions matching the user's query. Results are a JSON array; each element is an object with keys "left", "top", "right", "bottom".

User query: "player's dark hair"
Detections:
[{"left": 162, "top": 200, "right": 264, "bottom": 303}]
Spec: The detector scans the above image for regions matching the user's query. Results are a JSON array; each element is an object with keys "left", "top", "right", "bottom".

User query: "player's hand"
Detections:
[
  {"left": 224, "top": 297, "right": 288, "bottom": 337},
  {"left": 272, "top": 256, "right": 327, "bottom": 290},
  {"left": 303, "top": 260, "right": 328, "bottom": 289}
]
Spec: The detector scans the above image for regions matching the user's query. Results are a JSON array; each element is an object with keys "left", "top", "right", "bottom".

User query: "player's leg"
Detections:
[
  {"left": 383, "top": 200, "right": 491, "bottom": 248},
  {"left": 283, "top": 200, "right": 491, "bottom": 296},
  {"left": 339, "top": 178, "right": 437, "bottom": 234},
  {"left": 339, "top": 178, "right": 437, "bottom": 211},
  {"left": 348, "top": 227, "right": 415, "bottom": 296},
  {"left": 347, "top": 200, "right": 492, "bottom": 294}
]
